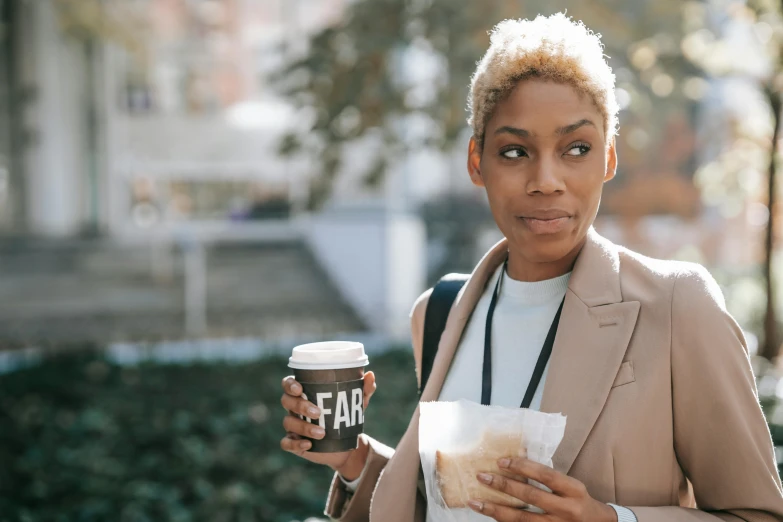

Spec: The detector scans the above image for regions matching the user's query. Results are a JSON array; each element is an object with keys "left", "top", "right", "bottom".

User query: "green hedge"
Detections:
[
  {"left": 0, "top": 349, "right": 419, "bottom": 522},
  {"left": 2, "top": 349, "right": 780, "bottom": 521}
]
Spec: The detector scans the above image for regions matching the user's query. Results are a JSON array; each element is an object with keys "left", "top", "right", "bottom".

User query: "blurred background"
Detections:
[{"left": 2, "top": 0, "right": 783, "bottom": 520}]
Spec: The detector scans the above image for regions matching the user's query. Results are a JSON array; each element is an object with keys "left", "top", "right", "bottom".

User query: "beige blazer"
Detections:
[{"left": 324, "top": 228, "right": 783, "bottom": 522}]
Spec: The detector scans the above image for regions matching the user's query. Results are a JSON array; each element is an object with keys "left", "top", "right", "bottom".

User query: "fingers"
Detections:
[
  {"left": 498, "top": 458, "right": 581, "bottom": 497},
  {"left": 280, "top": 390, "right": 321, "bottom": 419},
  {"left": 363, "top": 371, "right": 376, "bottom": 409},
  {"left": 280, "top": 433, "right": 312, "bottom": 455},
  {"left": 281, "top": 376, "right": 316, "bottom": 457},
  {"left": 476, "top": 473, "right": 563, "bottom": 517},
  {"left": 281, "top": 375, "right": 302, "bottom": 396},
  {"left": 467, "top": 500, "right": 547, "bottom": 522},
  {"left": 283, "top": 414, "right": 326, "bottom": 440}
]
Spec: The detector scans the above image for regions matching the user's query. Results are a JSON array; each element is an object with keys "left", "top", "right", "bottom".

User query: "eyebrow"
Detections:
[
  {"left": 556, "top": 119, "right": 596, "bottom": 136},
  {"left": 493, "top": 119, "right": 597, "bottom": 138}
]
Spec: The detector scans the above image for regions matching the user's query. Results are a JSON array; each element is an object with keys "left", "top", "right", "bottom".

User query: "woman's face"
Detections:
[{"left": 468, "top": 79, "right": 617, "bottom": 266}]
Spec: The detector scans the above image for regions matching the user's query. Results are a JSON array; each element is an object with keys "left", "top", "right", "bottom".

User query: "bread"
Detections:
[{"left": 435, "top": 430, "right": 528, "bottom": 509}]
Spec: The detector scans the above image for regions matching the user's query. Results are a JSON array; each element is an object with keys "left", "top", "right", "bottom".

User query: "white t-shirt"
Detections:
[{"left": 438, "top": 264, "right": 570, "bottom": 408}]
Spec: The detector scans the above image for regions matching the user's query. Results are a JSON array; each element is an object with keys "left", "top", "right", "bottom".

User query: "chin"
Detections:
[
  {"left": 510, "top": 228, "right": 579, "bottom": 262},
  {"left": 526, "top": 243, "right": 574, "bottom": 263}
]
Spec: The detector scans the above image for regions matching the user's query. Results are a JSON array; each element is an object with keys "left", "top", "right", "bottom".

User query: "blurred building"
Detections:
[
  {"left": 1, "top": 0, "right": 349, "bottom": 238},
  {"left": 0, "top": 0, "right": 424, "bottom": 345}
]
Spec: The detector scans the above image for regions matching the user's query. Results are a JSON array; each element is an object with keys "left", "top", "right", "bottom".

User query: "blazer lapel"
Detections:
[{"left": 539, "top": 228, "right": 640, "bottom": 474}]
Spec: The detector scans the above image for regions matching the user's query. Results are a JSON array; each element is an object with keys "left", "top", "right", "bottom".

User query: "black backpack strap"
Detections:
[{"left": 419, "top": 273, "right": 470, "bottom": 394}]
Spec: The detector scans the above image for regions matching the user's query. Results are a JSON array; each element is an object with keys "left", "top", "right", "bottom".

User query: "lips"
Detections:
[{"left": 517, "top": 210, "right": 572, "bottom": 235}]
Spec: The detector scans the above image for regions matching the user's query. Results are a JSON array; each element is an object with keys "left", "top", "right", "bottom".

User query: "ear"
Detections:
[
  {"left": 604, "top": 137, "right": 617, "bottom": 183},
  {"left": 467, "top": 136, "right": 485, "bottom": 188}
]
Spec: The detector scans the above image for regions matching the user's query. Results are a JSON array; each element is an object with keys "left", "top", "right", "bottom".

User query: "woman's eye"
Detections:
[
  {"left": 501, "top": 148, "right": 528, "bottom": 159},
  {"left": 565, "top": 144, "right": 591, "bottom": 156}
]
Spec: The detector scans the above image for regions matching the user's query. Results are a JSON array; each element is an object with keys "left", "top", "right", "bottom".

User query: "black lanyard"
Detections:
[{"left": 481, "top": 259, "right": 565, "bottom": 407}]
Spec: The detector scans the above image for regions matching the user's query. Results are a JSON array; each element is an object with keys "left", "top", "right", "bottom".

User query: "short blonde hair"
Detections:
[{"left": 468, "top": 13, "right": 618, "bottom": 146}]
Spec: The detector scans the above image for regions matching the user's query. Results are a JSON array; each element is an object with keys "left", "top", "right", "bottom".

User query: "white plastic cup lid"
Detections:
[{"left": 288, "top": 341, "right": 369, "bottom": 370}]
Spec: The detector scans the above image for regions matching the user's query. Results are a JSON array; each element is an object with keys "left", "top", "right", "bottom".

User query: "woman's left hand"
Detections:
[{"left": 468, "top": 457, "right": 617, "bottom": 522}]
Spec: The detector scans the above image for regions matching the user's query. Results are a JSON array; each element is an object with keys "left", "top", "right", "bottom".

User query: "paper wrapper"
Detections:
[{"left": 419, "top": 400, "right": 566, "bottom": 522}]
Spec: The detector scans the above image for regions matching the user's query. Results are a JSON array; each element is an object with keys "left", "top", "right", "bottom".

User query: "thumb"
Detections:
[{"left": 363, "top": 371, "right": 376, "bottom": 409}]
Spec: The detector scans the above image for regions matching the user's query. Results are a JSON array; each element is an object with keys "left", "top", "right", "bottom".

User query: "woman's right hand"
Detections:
[{"left": 279, "top": 372, "right": 376, "bottom": 480}]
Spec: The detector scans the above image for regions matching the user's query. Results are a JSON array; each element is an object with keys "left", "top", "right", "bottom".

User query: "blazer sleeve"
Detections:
[
  {"left": 630, "top": 265, "right": 783, "bottom": 522},
  {"left": 324, "top": 435, "right": 395, "bottom": 521},
  {"left": 323, "top": 289, "right": 432, "bottom": 521}
]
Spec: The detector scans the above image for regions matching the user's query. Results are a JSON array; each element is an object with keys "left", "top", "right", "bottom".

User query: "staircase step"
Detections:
[{"left": 0, "top": 239, "right": 365, "bottom": 344}]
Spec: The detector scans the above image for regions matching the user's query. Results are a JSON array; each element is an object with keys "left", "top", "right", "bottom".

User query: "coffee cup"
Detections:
[{"left": 288, "top": 341, "right": 369, "bottom": 453}]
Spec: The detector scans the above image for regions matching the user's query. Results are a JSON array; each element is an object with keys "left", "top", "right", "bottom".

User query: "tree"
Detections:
[
  {"left": 0, "top": 0, "right": 148, "bottom": 236},
  {"left": 751, "top": 0, "right": 783, "bottom": 362},
  {"left": 679, "top": 0, "right": 783, "bottom": 361},
  {"left": 274, "top": 0, "right": 696, "bottom": 210},
  {"left": 1, "top": 0, "right": 25, "bottom": 233}
]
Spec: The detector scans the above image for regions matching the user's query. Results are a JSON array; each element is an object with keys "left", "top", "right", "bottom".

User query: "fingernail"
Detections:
[
  {"left": 299, "top": 440, "right": 311, "bottom": 450},
  {"left": 307, "top": 406, "right": 320, "bottom": 417},
  {"left": 498, "top": 458, "right": 510, "bottom": 468},
  {"left": 312, "top": 427, "right": 325, "bottom": 438},
  {"left": 477, "top": 473, "right": 493, "bottom": 484},
  {"left": 468, "top": 500, "right": 483, "bottom": 512},
  {"left": 291, "top": 383, "right": 302, "bottom": 393}
]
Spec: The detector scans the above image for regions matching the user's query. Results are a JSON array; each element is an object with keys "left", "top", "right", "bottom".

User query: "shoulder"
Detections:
[
  {"left": 409, "top": 287, "right": 433, "bottom": 368},
  {"left": 409, "top": 270, "right": 477, "bottom": 342},
  {"left": 614, "top": 246, "right": 741, "bottom": 357},
  {"left": 410, "top": 287, "right": 433, "bottom": 331},
  {"left": 615, "top": 244, "right": 725, "bottom": 311}
]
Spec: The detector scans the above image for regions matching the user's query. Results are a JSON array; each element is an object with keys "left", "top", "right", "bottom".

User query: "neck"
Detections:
[{"left": 505, "top": 237, "right": 587, "bottom": 282}]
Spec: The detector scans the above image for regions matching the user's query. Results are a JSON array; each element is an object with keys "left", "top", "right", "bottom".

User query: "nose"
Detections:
[{"left": 527, "top": 157, "right": 566, "bottom": 195}]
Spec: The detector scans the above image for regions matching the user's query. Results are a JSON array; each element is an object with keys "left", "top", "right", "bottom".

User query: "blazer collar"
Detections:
[{"left": 567, "top": 227, "right": 624, "bottom": 307}]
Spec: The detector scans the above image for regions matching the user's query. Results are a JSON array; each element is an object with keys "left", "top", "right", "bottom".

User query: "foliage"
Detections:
[
  {"left": 274, "top": 0, "right": 698, "bottom": 209},
  {"left": 55, "top": 0, "right": 147, "bottom": 62},
  {"left": 681, "top": 0, "right": 783, "bottom": 359},
  {"left": 0, "top": 349, "right": 419, "bottom": 522},
  {"left": 1, "top": 346, "right": 781, "bottom": 521}
]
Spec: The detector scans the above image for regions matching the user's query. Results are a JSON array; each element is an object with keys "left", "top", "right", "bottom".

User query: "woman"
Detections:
[{"left": 280, "top": 13, "right": 783, "bottom": 522}]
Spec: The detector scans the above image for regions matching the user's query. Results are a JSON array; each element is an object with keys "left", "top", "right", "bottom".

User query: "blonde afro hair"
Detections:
[{"left": 468, "top": 13, "right": 618, "bottom": 146}]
